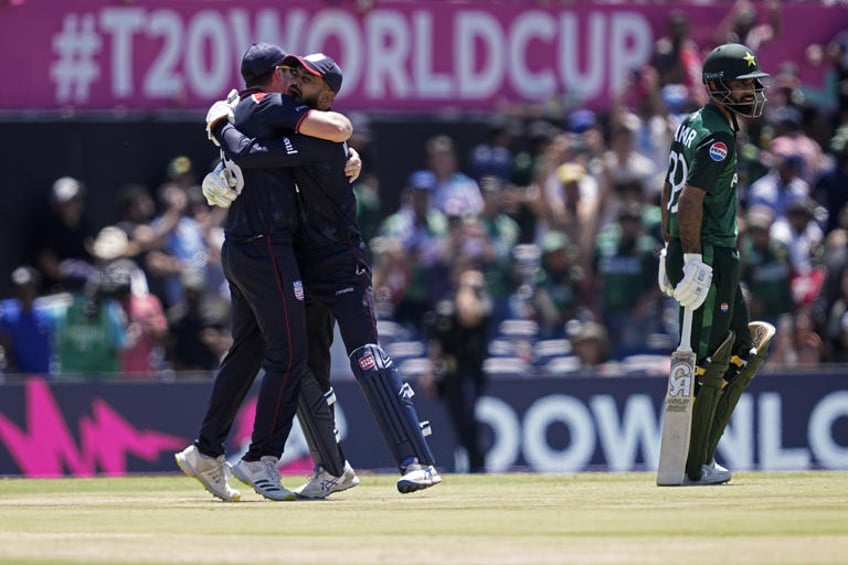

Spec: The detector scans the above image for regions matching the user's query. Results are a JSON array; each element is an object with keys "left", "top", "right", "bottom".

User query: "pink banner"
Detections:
[{"left": 1, "top": 1, "right": 844, "bottom": 112}]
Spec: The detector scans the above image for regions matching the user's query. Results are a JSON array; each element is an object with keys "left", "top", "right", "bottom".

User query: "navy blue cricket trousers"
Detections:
[
  {"left": 197, "top": 235, "right": 308, "bottom": 460},
  {"left": 299, "top": 242, "right": 379, "bottom": 391}
]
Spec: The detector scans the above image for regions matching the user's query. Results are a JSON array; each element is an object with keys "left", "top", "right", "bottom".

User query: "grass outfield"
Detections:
[{"left": 0, "top": 472, "right": 846, "bottom": 565}]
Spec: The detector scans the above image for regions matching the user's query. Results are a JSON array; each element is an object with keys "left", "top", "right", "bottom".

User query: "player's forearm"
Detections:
[
  {"left": 677, "top": 185, "right": 705, "bottom": 254},
  {"left": 297, "top": 110, "right": 352, "bottom": 142},
  {"left": 678, "top": 215, "right": 702, "bottom": 254}
]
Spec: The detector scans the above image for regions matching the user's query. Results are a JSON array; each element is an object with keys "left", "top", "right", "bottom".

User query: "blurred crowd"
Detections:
[
  {"left": 0, "top": 159, "right": 233, "bottom": 379},
  {"left": 2, "top": 4, "right": 847, "bottom": 380}
]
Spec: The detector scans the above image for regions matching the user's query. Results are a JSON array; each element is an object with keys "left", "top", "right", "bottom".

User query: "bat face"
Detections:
[
  {"left": 657, "top": 349, "right": 697, "bottom": 486},
  {"left": 666, "top": 351, "right": 696, "bottom": 412}
]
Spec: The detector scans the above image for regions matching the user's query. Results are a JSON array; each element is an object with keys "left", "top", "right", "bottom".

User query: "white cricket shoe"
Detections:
[
  {"left": 175, "top": 444, "right": 240, "bottom": 502},
  {"left": 683, "top": 459, "right": 732, "bottom": 486},
  {"left": 229, "top": 456, "right": 296, "bottom": 501},
  {"left": 707, "top": 459, "right": 732, "bottom": 482},
  {"left": 397, "top": 458, "right": 442, "bottom": 494},
  {"left": 294, "top": 461, "right": 360, "bottom": 499}
]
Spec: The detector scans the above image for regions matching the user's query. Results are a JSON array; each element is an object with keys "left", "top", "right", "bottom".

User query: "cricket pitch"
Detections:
[{"left": 1, "top": 471, "right": 846, "bottom": 564}]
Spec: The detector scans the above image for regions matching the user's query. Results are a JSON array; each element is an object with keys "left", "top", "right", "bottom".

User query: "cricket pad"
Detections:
[
  {"left": 705, "top": 321, "right": 777, "bottom": 465},
  {"left": 686, "top": 330, "right": 735, "bottom": 481},
  {"left": 297, "top": 372, "right": 346, "bottom": 477}
]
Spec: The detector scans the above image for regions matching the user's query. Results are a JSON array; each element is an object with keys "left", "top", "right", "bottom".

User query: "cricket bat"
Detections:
[{"left": 657, "top": 306, "right": 696, "bottom": 486}]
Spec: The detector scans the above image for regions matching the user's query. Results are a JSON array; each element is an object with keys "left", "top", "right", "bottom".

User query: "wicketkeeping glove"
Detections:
[
  {"left": 657, "top": 245, "right": 675, "bottom": 297},
  {"left": 201, "top": 159, "right": 243, "bottom": 208},
  {"left": 673, "top": 253, "right": 713, "bottom": 310},
  {"left": 225, "top": 88, "right": 239, "bottom": 106},
  {"left": 221, "top": 156, "right": 244, "bottom": 195},
  {"left": 205, "top": 89, "right": 240, "bottom": 146}
]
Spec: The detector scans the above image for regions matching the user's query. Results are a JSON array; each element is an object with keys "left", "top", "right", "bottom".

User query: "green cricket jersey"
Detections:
[{"left": 665, "top": 104, "right": 739, "bottom": 248}]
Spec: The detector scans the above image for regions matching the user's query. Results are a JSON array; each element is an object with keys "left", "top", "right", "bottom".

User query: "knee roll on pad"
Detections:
[
  {"left": 297, "top": 373, "right": 346, "bottom": 477},
  {"left": 349, "top": 344, "right": 436, "bottom": 469}
]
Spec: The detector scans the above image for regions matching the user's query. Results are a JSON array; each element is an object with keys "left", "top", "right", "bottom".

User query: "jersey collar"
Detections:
[{"left": 706, "top": 102, "right": 739, "bottom": 134}]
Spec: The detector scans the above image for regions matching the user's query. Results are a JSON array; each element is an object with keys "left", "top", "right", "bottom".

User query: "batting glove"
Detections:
[
  {"left": 657, "top": 245, "right": 675, "bottom": 297},
  {"left": 673, "top": 253, "right": 713, "bottom": 310}
]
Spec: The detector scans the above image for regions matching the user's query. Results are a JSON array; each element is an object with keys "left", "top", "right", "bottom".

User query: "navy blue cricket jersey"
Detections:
[
  {"left": 216, "top": 123, "right": 360, "bottom": 250},
  {"left": 219, "top": 89, "right": 311, "bottom": 240}
]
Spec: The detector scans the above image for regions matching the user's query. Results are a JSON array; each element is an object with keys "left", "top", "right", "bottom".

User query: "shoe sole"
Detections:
[
  {"left": 229, "top": 464, "right": 297, "bottom": 501},
  {"left": 175, "top": 453, "right": 240, "bottom": 502},
  {"left": 397, "top": 476, "right": 442, "bottom": 494}
]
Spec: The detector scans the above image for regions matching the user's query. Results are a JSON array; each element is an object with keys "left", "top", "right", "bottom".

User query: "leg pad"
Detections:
[
  {"left": 686, "top": 331, "right": 734, "bottom": 481},
  {"left": 350, "top": 344, "right": 436, "bottom": 469},
  {"left": 705, "top": 321, "right": 776, "bottom": 463},
  {"left": 297, "top": 372, "right": 345, "bottom": 477}
]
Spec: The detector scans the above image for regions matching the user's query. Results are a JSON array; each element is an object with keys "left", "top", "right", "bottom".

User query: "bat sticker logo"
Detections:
[{"left": 666, "top": 361, "right": 694, "bottom": 410}]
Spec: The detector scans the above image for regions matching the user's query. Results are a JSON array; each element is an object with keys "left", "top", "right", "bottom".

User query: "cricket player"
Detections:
[
  {"left": 207, "top": 53, "right": 442, "bottom": 496},
  {"left": 175, "top": 43, "right": 356, "bottom": 502},
  {"left": 658, "top": 43, "right": 777, "bottom": 485}
]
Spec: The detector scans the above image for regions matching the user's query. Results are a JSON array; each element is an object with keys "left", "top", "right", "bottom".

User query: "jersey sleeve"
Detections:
[
  {"left": 687, "top": 131, "right": 735, "bottom": 193},
  {"left": 217, "top": 124, "right": 326, "bottom": 168},
  {"left": 251, "top": 93, "right": 310, "bottom": 131}
]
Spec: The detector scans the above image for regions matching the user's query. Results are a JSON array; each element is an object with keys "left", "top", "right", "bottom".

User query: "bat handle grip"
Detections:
[{"left": 679, "top": 307, "right": 693, "bottom": 352}]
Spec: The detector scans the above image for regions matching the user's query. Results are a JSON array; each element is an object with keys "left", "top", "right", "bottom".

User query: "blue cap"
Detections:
[
  {"left": 407, "top": 170, "right": 437, "bottom": 191},
  {"left": 283, "top": 53, "right": 343, "bottom": 94},
  {"left": 241, "top": 43, "right": 287, "bottom": 84}
]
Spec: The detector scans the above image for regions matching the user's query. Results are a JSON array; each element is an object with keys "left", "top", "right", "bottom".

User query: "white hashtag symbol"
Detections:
[{"left": 50, "top": 13, "right": 102, "bottom": 104}]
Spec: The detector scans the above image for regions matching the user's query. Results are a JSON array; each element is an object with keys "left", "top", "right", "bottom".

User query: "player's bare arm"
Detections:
[
  {"left": 677, "top": 184, "right": 705, "bottom": 254},
  {"left": 297, "top": 109, "right": 352, "bottom": 142},
  {"left": 660, "top": 181, "right": 671, "bottom": 242}
]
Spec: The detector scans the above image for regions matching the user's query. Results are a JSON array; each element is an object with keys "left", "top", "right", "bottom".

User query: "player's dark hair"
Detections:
[{"left": 245, "top": 71, "right": 275, "bottom": 89}]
